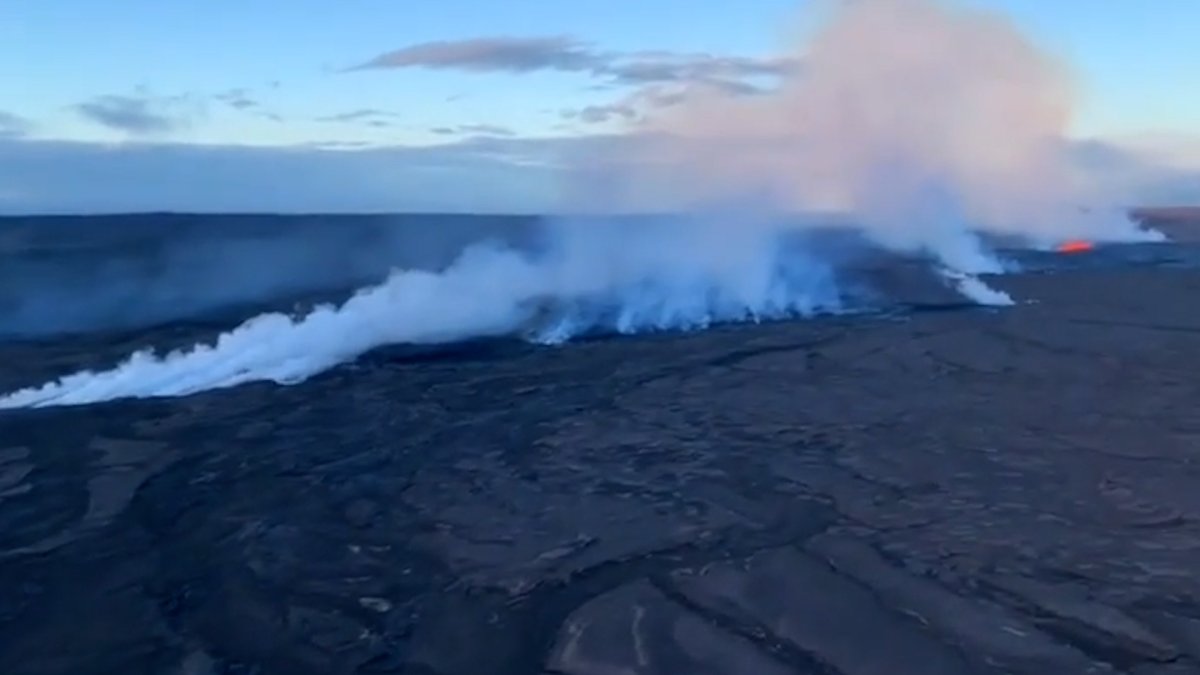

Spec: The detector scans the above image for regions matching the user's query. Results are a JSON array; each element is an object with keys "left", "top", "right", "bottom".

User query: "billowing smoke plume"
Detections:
[
  {"left": 625, "top": 0, "right": 1161, "bottom": 255},
  {"left": 0, "top": 0, "right": 1163, "bottom": 409},
  {"left": 0, "top": 221, "right": 839, "bottom": 408},
  {"left": 0, "top": 214, "right": 538, "bottom": 339}
]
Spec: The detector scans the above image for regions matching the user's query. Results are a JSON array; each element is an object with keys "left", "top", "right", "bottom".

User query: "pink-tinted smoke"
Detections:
[{"left": 622, "top": 0, "right": 1161, "bottom": 270}]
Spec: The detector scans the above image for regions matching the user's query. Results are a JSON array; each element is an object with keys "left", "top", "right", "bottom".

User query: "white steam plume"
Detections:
[
  {"left": 624, "top": 0, "right": 1161, "bottom": 263},
  {"left": 0, "top": 221, "right": 840, "bottom": 408},
  {"left": 0, "top": 0, "right": 1162, "bottom": 409}
]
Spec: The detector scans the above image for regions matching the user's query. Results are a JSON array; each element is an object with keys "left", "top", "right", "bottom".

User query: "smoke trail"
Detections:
[
  {"left": 1, "top": 0, "right": 1161, "bottom": 409},
  {"left": 0, "top": 220, "right": 841, "bottom": 408},
  {"left": 0, "top": 214, "right": 540, "bottom": 339}
]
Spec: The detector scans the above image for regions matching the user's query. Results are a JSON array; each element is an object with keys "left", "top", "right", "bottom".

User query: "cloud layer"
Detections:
[
  {"left": 0, "top": 136, "right": 583, "bottom": 214},
  {"left": 0, "top": 133, "right": 1194, "bottom": 216},
  {"left": 215, "top": 89, "right": 259, "bottom": 111},
  {"left": 355, "top": 37, "right": 599, "bottom": 73},
  {"left": 316, "top": 109, "right": 402, "bottom": 125},
  {"left": 352, "top": 36, "right": 795, "bottom": 91},
  {"left": 75, "top": 93, "right": 201, "bottom": 135}
]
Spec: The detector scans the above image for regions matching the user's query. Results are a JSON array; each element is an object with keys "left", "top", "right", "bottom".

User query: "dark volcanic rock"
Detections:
[
  {"left": 669, "top": 546, "right": 983, "bottom": 675},
  {"left": 806, "top": 534, "right": 1100, "bottom": 671},
  {"left": 343, "top": 499, "right": 380, "bottom": 529},
  {"left": 980, "top": 575, "right": 1180, "bottom": 665},
  {"left": 546, "top": 580, "right": 796, "bottom": 675},
  {"left": 2, "top": 239, "right": 1200, "bottom": 673}
]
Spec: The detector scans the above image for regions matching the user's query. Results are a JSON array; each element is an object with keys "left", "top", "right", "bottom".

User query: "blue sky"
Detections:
[
  {"left": 2, "top": 0, "right": 801, "bottom": 145},
  {"left": 1, "top": 0, "right": 1197, "bottom": 212}
]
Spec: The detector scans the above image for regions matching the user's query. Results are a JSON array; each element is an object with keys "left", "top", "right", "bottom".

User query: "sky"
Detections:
[{"left": 1, "top": 0, "right": 1198, "bottom": 213}]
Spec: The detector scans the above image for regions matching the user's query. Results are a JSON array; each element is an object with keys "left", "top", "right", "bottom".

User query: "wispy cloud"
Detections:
[
  {"left": 604, "top": 52, "right": 796, "bottom": 87},
  {"left": 352, "top": 36, "right": 601, "bottom": 74},
  {"left": 431, "top": 123, "right": 515, "bottom": 137},
  {"left": 212, "top": 88, "right": 286, "bottom": 123},
  {"left": 564, "top": 103, "right": 638, "bottom": 125},
  {"left": 215, "top": 88, "right": 258, "bottom": 110},
  {"left": 351, "top": 37, "right": 794, "bottom": 134},
  {"left": 351, "top": 36, "right": 795, "bottom": 90},
  {"left": 74, "top": 93, "right": 200, "bottom": 135},
  {"left": 561, "top": 85, "right": 689, "bottom": 126},
  {"left": 316, "top": 109, "right": 403, "bottom": 128}
]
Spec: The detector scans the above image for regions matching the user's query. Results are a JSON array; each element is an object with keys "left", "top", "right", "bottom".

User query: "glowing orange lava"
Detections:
[{"left": 1057, "top": 240, "right": 1095, "bottom": 254}]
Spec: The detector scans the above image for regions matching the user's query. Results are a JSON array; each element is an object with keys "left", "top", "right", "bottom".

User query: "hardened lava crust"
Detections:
[{"left": 0, "top": 212, "right": 1199, "bottom": 674}]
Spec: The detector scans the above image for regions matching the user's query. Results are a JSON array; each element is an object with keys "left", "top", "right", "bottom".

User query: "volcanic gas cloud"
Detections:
[
  {"left": 608, "top": 0, "right": 1160, "bottom": 262},
  {"left": 0, "top": 0, "right": 1164, "bottom": 409}
]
